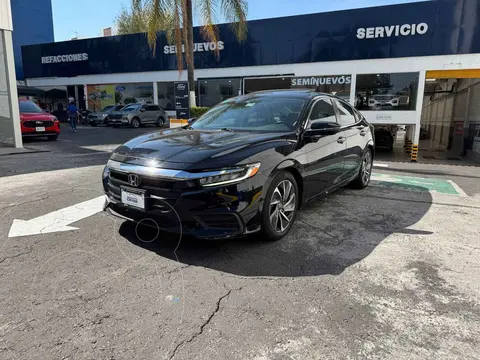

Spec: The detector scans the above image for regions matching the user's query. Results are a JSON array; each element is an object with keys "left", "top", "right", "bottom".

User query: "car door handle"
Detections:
[{"left": 337, "top": 136, "right": 346, "bottom": 144}]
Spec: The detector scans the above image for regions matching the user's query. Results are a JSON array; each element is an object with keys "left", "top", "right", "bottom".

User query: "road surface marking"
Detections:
[
  {"left": 8, "top": 196, "right": 105, "bottom": 238},
  {"left": 371, "top": 173, "right": 465, "bottom": 196},
  {"left": 373, "top": 163, "right": 389, "bottom": 168}
]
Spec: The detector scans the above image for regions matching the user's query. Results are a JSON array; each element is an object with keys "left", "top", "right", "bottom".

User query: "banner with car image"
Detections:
[{"left": 86, "top": 85, "right": 115, "bottom": 111}]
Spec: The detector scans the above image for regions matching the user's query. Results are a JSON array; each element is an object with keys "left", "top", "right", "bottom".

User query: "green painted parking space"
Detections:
[{"left": 371, "top": 173, "right": 465, "bottom": 196}]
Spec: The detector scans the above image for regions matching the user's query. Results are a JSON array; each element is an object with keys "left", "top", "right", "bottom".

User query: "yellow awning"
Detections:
[{"left": 426, "top": 69, "right": 480, "bottom": 79}]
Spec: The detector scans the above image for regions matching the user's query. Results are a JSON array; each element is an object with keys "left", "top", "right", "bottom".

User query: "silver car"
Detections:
[
  {"left": 88, "top": 105, "right": 124, "bottom": 126},
  {"left": 109, "top": 103, "right": 168, "bottom": 128}
]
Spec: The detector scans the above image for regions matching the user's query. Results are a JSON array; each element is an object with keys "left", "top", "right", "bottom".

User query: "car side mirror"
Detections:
[
  {"left": 305, "top": 122, "right": 341, "bottom": 136},
  {"left": 140, "top": 108, "right": 146, "bottom": 112},
  {"left": 187, "top": 117, "right": 196, "bottom": 124}
]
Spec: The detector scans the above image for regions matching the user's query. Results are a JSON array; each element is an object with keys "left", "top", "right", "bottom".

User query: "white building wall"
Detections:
[
  {"left": 0, "top": 0, "right": 13, "bottom": 31},
  {"left": 0, "top": 0, "right": 22, "bottom": 148}
]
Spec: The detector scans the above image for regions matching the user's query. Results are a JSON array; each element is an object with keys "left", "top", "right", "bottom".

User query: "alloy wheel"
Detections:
[
  {"left": 132, "top": 118, "right": 140, "bottom": 128},
  {"left": 362, "top": 151, "right": 372, "bottom": 185},
  {"left": 269, "top": 180, "right": 296, "bottom": 233}
]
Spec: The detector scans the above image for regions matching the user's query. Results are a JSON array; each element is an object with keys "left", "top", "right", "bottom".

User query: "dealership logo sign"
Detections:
[
  {"left": 291, "top": 76, "right": 351, "bottom": 87},
  {"left": 164, "top": 41, "right": 224, "bottom": 54},
  {"left": 356, "top": 23, "right": 428, "bottom": 39},
  {"left": 41, "top": 53, "right": 89, "bottom": 64}
]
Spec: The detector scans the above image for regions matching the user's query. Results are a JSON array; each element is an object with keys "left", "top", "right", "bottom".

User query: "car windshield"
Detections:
[
  {"left": 102, "top": 105, "right": 115, "bottom": 111},
  {"left": 191, "top": 96, "right": 306, "bottom": 132},
  {"left": 19, "top": 101, "right": 44, "bottom": 113},
  {"left": 121, "top": 104, "right": 141, "bottom": 112}
]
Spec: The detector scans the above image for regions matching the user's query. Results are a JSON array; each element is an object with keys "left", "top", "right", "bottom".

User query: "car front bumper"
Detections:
[
  {"left": 21, "top": 126, "right": 60, "bottom": 136},
  {"left": 102, "top": 163, "right": 265, "bottom": 239}
]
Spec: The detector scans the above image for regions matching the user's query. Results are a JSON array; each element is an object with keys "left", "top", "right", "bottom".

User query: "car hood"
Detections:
[
  {"left": 112, "top": 128, "right": 293, "bottom": 169},
  {"left": 89, "top": 111, "right": 107, "bottom": 116},
  {"left": 20, "top": 113, "right": 56, "bottom": 121}
]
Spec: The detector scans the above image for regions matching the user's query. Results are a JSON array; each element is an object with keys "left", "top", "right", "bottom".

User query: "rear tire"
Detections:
[
  {"left": 47, "top": 135, "right": 58, "bottom": 141},
  {"left": 261, "top": 171, "right": 299, "bottom": 241},
  {"left": 350, "top": 148, "right": 373, "bottom": 189}
]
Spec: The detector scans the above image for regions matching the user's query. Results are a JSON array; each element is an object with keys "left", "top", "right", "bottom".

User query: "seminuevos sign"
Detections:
[{"left": 164, "top": 41, "right": 224, "bottom": 54}]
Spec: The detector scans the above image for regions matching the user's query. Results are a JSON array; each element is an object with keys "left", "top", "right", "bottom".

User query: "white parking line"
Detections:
[
  {"left": 373, "top": 163, "right": 389, "bottom": 168},
  {"left": 447, "top": 180, "right": 468, "bottom": 197}
]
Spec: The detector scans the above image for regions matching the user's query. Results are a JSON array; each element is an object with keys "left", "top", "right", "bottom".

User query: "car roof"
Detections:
[{"left": 230, "top": 89, "right": 346, "bottom": 102}]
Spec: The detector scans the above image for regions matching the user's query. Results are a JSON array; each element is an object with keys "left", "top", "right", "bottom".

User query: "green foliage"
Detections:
[{"left": 190, "top": 106, "right": 210, "bottom": 118}]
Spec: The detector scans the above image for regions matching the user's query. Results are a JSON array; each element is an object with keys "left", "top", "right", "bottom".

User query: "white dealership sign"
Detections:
[
  {"left": 356, "top": 23, "right": 428, "bottom": 39},
  {"left": 41, "top": 53, "right": 89, "bottom": 64},
  {"left": 164, "top": 41, "right": 224, "bottom": 54},
  {"left": 291, "top": 75, "right": 351, "bottom": 87}
]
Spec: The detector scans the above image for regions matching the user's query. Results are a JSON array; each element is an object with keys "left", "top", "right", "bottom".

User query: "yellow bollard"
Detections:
[{"left": 411, "top": 144, "right": 418, "bottom": 162}]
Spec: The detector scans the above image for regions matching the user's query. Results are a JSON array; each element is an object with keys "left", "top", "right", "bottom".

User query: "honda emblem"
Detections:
[{"left": 128, "top": 174, "right": 139, "bottom": 187}]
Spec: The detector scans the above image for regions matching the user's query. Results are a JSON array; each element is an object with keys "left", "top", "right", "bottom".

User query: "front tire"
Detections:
[
  {"left": 351, "top": 148, "right": 373, "bottom": 189},
  {"left": 131, "top": 117, "right": 140, "bottom": 128},
  {"left": 261, "top": 171, "right": 299, "bottom": 241},
  {"left": 156, "top": 116, "right": 165, "bottom": 127}
]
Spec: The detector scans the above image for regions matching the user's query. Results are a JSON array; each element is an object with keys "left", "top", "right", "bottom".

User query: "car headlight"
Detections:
[
  {"left": 123, "top": 116, "right": 129, "bottom": 120},
  {"left": 197, "top": 163, "right": 261, "bottom": 187},
  {"left": 102, "top": 166, "right": 110, "bottom": 180}
]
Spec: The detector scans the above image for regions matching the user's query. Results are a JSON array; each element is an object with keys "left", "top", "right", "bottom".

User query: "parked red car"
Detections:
[{"left": 19, "top": 99, "right": 60, "bottom": 140}]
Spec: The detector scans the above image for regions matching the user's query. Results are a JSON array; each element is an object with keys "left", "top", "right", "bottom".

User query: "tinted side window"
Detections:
[
  {"left": 147, "top": 105, "right": 160, "bottom": 111},
  {"left": 335, "top": 100, "right": 356, "bottom": 126},
  {"left": 309, "top": 98, "right": 337, "bottom": 125}
]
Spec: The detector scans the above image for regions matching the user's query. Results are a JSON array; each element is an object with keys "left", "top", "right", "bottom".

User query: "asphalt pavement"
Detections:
[{"left": 1, "top": 126, "right": 480, "bottom": 359}]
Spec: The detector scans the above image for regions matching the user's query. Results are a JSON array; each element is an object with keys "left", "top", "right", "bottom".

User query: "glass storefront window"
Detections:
[
  {"left": 244, "top": 77, "right": 292, "bottom": 94},
  {"left": 355, "top": 72, "right": 419, "bottom": 111},
  {"left": 198, "top": 78, "right": 241, "bottom": 108},
  {"left": 86, "top": 83, "right": 154, "bottom": 111},
  {"left": 290, "top": 75, "right": 352, "bottom": 103},
  {"left": 157, "top": 82, "right": 175, "bottom": 111}
]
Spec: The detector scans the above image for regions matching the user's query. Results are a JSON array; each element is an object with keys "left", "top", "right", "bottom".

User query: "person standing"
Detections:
[{"left": 67, "top": 101, "right": 78, "bottom": 133}]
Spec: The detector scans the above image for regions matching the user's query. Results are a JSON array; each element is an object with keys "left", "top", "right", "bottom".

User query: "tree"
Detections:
[
  {"left": 115, "top": 0, "right": 149, "bottom": 35},
  {"left": 143, "top": 0, "right": 248, "bottom": 107}
]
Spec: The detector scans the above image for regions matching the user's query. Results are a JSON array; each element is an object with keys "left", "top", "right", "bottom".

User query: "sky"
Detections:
[{"left": 52, "top": 0, "right": 426, "bottom": 41}]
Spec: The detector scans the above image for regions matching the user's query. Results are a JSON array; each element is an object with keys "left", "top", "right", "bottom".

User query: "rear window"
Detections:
[{"left": 19, "top": 101, "right": 43, "bottom": 113}]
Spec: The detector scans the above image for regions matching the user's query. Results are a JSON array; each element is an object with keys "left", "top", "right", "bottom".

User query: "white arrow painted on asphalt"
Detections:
[{"left": 8, "top": 196, "right": 105, "bottom": 238}]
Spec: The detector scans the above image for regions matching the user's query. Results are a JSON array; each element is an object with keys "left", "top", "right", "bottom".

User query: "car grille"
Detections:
[
  {"left": 373, "top": 95, "right": 396, "bottom": 101},
  {"left": 109, "top": 114, "right": 123, "bottom": 120},
  {"left": 23, "top": 120, "right": 54, "bottom": 128},
  {"left": 106, "top": 169, "right": 198, "bottom": 203},
  {"left": 195, "top": 213, "right": 241, "bottom": 230}
]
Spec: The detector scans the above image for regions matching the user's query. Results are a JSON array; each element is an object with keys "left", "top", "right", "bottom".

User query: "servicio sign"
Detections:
[{"left": 357, "top": 23, "right": 428, "bottom": 39}]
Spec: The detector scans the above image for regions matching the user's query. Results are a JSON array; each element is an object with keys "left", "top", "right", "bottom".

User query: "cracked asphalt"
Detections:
[{"left": 1, "top": 127, "right": 480, "bottom": 359}]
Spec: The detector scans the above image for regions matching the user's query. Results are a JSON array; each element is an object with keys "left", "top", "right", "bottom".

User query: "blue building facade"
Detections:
[
  {"left": 21, "top": 0, "right": 480, "bottom": 79},
  {"left": 11, "top": 0, "right": 54, "bottom": 79}
]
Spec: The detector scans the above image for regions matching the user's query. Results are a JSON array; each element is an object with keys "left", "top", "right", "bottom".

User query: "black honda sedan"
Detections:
[{"left": 103, "top": 90, "right": 374, "bottom": 241}]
